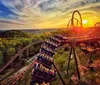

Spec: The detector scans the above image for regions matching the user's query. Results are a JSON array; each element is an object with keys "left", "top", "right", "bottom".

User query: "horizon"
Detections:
[{"left": 0, "top": 26, "right": 96, "bottom": 31}]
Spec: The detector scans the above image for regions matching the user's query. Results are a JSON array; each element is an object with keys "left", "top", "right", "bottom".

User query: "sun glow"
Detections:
[{"left": 83, "top": 20, "right": 88, "bottom": 24}]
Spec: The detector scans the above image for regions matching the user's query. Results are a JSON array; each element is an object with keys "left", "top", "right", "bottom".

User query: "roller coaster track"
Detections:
[
  {"left": 0, "top": 40, "right": 43, "bottom": 73},
  {"left": 0, "top": 10, "right": 100, "bottom": 85}
]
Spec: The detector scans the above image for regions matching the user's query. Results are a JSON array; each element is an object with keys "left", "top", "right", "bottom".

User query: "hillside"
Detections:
[{"left": 0, "top": 30, "right": 29, "bottom": 38}]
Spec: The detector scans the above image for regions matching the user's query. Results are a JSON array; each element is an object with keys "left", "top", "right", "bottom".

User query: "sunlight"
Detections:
[{"left": 83, "top": 20, "right": 88, "bottom": 24}]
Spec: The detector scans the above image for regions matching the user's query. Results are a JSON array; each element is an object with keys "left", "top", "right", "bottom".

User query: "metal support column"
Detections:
[
  {"left": 73, "top": 47, "right": 80, "bottom": 80},
  {"left": 66, "top": 47, "right": 73, "bottom": 74},
  {"left": 53, "top": 63, "right": 66, "bottom": 85}
]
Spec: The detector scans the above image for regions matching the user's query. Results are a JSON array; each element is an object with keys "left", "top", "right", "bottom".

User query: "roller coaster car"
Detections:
[
  {"left": 51, "top": 36, "right": 66, "bottom": 45},
  {"left": 41, "top": 44, "right": 56, "bottom": 52},
  {"left": 32, "top": 63, "right": 56, "bottom": 83},
  {"left": 33, "top": 62, "right": 56, "bottom": 76},
  {"left": 47, "top": 40, "right": 58, "bottom": 47},
  {"left": 41, "top": 45, "right": 55, "bottom": 53},
  {"left": 40, "top": 48, "right": 55, "bottom": 57},
  {"left": 41, "top": 82, "right": 50, "bottom": 85},
  {"left": 31, "top": 78, "right": 51, "bottom": 85},
  {"left": 44, "top": 42, "right": 56, "bottom": 50},
  {"left": 47, "top": 40, "right": 64, "bottom": 48},
  {"left": 30, "top": 78, "right": 44, "bottom": 85},
  {"left": 50, "top": 36, "right": 61, "bottom": 42},
  {"left": 36, "top": 60, "right": 52, "bottom": 69},
  {"left": 41, "top": 53, "right": 54, "bottom": 61},
  {"left": 50, "top": 37, "right": 60, "bottom": 44},
  {"left": 54, "top": 35, "right": 64, "bottom": 40},
  {"left": 37, "top": 56, "right": 53, "bottom": 67}
]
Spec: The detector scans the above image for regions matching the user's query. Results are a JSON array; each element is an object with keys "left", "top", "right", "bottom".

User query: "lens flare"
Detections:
[{"left": 83, "top": 20, "right": 88, "bottom": 24}]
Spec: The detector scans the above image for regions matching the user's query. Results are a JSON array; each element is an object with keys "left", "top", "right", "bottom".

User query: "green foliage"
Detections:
[
  {"left": 54, "top": 48, "right": 78, "bottom": 84},
  {"left": 40, "top": 34, "right": 45, "bottom": 39},
  {"left": 15, "top": 40, "right": 23, "bottom": 47},
  {"left": 0, "top": 30, "right": 53, "bottom": 70},
  {"left": 0, "top": 42, "right": 3, "bottom": 48},
  {"left": 54, "top": 49, "right": 69, "bottom": 71},
  {"left": 0, "top": 42, "right": 5, "bottom": 51},
  {"left": 20, "top": 38, "right": 32, "bottom": 46},
  {"left": 7, "top": 47, "right": 16, "bottom": 56},
  {"left": 31, "top": 34, "right": 45, "bottom": 41}
]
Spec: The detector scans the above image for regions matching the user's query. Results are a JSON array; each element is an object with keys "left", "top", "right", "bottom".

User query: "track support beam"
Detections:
[
  {"left": 66, "top": 47, "right": 80, "bottom": 80},
  {"left": 53, "top": 63, "right": 66, "bottom": 85}
]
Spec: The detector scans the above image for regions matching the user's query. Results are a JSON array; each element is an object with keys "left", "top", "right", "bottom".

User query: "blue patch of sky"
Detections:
[{"left": 0, "top": 1, "right": 18, "bottom": 19}]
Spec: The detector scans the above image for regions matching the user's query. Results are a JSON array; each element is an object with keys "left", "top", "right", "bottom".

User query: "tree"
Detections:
[
  {"left": 7, "top": 47, "right": 16, "bottom": 56},
  {"left": 0, "top": 42, "right": 5, "bottom": 51},
  {"left": 20, "top": 38, "right": 32, "bottom": 46}
]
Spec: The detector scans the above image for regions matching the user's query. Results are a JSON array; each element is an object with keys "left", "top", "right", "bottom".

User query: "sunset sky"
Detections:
[{"left": 0, "top": 0, "right": 100, "bottom": 30}]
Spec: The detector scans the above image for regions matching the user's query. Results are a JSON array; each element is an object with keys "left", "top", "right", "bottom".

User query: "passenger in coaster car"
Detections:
[
  {"left": 40, "top": 48, "right": 53, "bottom": 57},
  {"left": 31, "top": 63, "right": 55, "bottom": 85},
  {"left": 44, "top": 54, "right": 54, "bottom": 63},
  {"left": 41, "top": 82, "right": 50, "bottom": 85},
  {"left": 32, "top": 69, "right": 56, "bottom": 84},
  {"left": 47, "top": 40, "right": 57, "bottom": 47},
  {"left": 52, "top": 37, "right": 58, "bottom": 41},
  {"left": 46, "top": 42, "right": 56, "bottom": 50},
  {"left": 56, "top": 35, "right": 63, "bottom": 40},
  {"left": 48, "top": 48, "right": 53, "bottom": 53},
  {"left": 33, "top": 62, "right": 39, "bottom": 70},
  {"left": 35, "top": 64, "right": 44, "bottom": 75},
  {"left": 38, "top": 58, "right": 50, "bottom": 67},
  {"left": 34, "top": 64, "right": 41, "bottom": 75},
  {"left": 42, "top": 57, "right": 49, "bottom": 65},
  {"left": 51, "top": 39, "right": 57, "bottom": 44},
  {"left": 49, "top": 70, "right": 56, "bottom": 79},
  {"left": 40, "top": 48, "right": 45, "bottom": 53},
  {"left": 41, "top": 64, "right": 55, "bottom": 76},
  {"left": 37, "top": 56, "right": 42, "bottom": 61}
]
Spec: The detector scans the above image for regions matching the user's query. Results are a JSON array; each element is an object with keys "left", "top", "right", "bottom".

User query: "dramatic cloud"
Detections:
[{"left": 0, "top": 0, "right": 100, "bottom": 29}]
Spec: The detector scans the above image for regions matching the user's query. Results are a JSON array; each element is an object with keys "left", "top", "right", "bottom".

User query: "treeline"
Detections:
[
  {"left": 0, "top": 30, "right": 29, "bottom": 38},
  {"left": 0, "top": 30, "right": 58, "bottom": 68}
]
